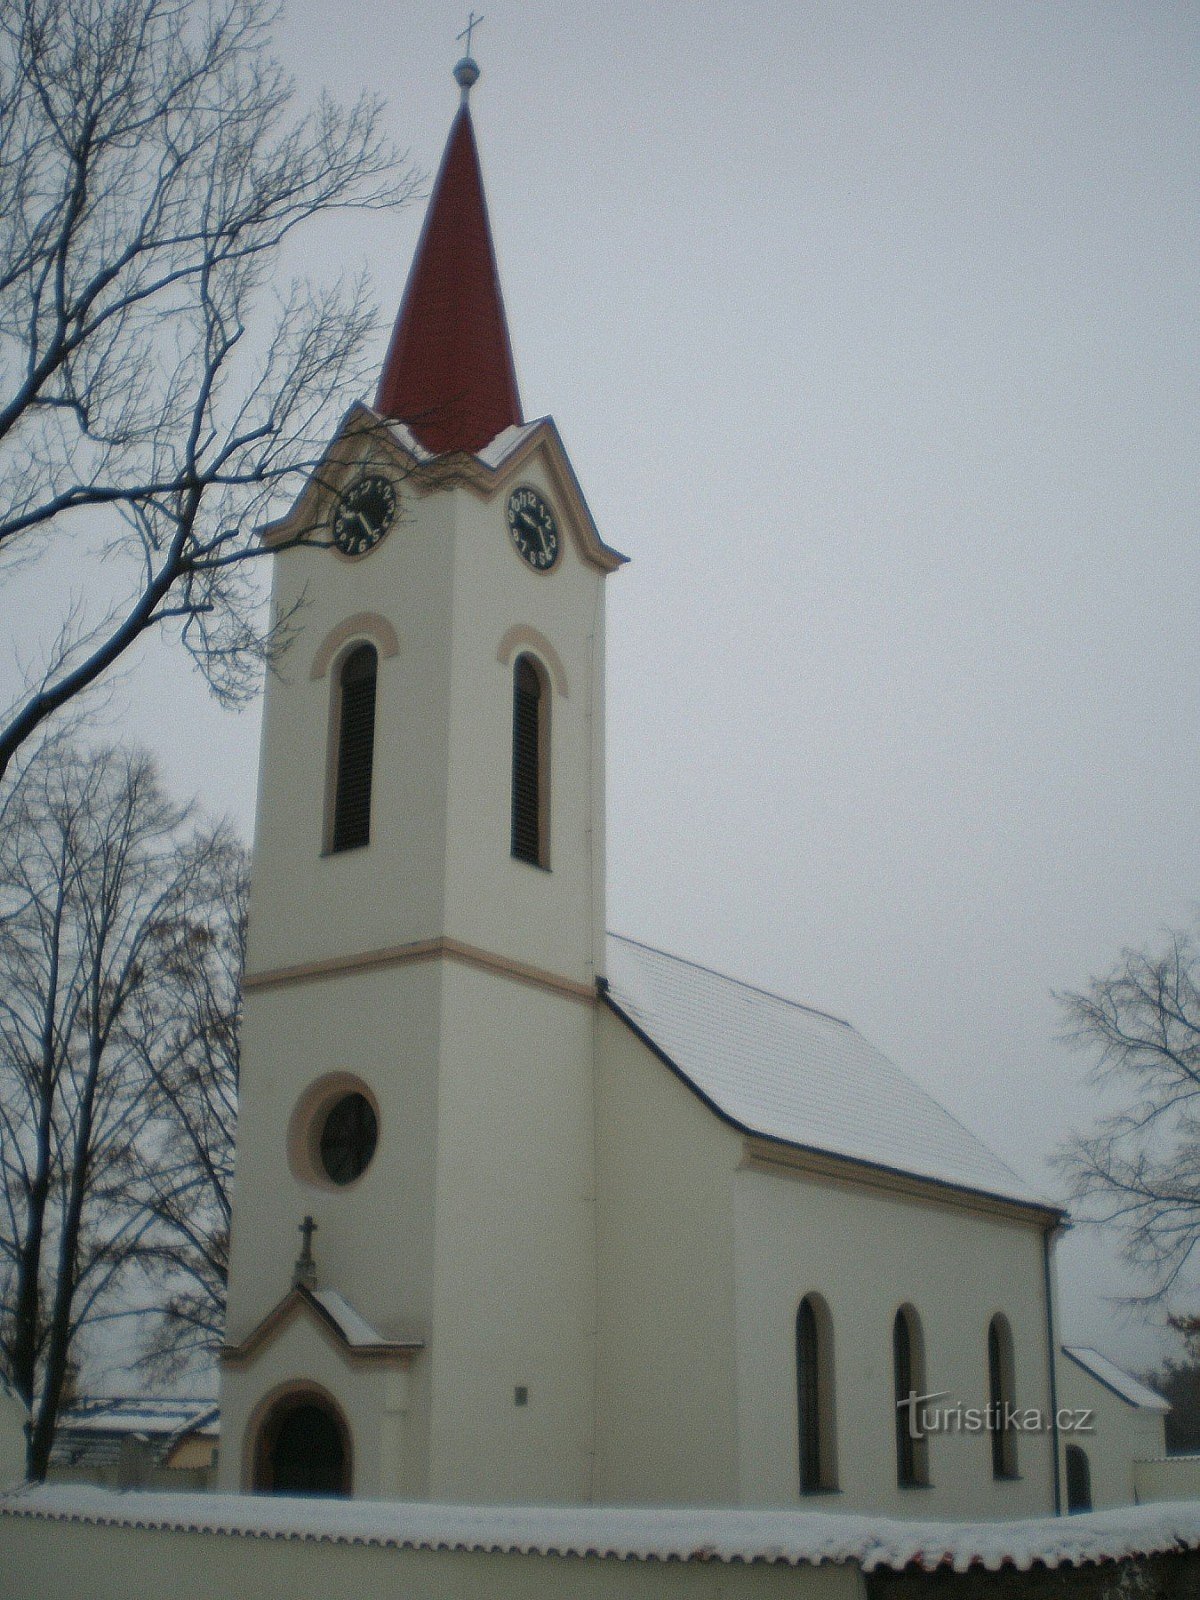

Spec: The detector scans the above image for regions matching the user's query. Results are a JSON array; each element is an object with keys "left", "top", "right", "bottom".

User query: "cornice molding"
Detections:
[
  {"left": 740, "top": 1135, "right": 1064, "bottom": 1229},
  {"left": 243, "top": 933, "right": 596, "bottom": 1005}
]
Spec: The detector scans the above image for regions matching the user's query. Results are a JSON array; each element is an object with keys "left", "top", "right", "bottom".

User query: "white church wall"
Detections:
[
  {"left": 1133, "top": 1455, "right": 1200, "bottom": 1504},
  {"left": 1055, "top": 1357, "right": 1167, "bottom": 1512},
  {"left": 245, "top": 470, "right": 458, "bottom": 978},
  {"left": 732, "top": 1159, "right": 1057, "bottom": 1518},
  {"left": 593, "top": 1006, "right": 1057, "bottom": 1516},
  {"left": 442, "top": 456, "right": 608, "bottom": 986},
  {"left": 426, "top": 961, "right": 598, "bottom": 1504},
  {"left": 593, "top": 1003, "right": 742, "bottom": 1505},
  {"left": 223, "top": 959, "right": 443, "bottom": 1338},
  {"left": 221, "top": 431, "right": 612, "bottom": 1501},
  {"left": 219, "top": 958, "right": 444, "bottom": 1492}
]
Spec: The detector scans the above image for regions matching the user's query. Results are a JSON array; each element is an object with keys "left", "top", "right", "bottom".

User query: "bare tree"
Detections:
[
  {"left": 124, "top": 836, "right": 244, "bottom": 1380},
  {"left": 1056, "top": 924, "right": 1200, "bottom": 1308},
  {"left": 0, "top": 0, "right": 420, "bottom": 785},
  {"left": 0, "top": 738, "right": 239, "bottom": 1478}
]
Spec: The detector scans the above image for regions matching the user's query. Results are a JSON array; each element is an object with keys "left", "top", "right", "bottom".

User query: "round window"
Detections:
[{"left": 318, "top": 1092, "right": 378, "bottom": 1185}]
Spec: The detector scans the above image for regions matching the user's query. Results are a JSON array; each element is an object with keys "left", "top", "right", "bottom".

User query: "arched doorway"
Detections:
[
  {"left": 1065, "top": 1443, "right": 1092, "bottom": 1514},
  {"left": 253, "top": 1388, "right": 351, "bottom": 1496}
]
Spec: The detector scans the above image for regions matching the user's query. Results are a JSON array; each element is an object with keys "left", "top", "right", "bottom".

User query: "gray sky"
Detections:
[{"left": 5, "top": 0, "right": 1200, "bottom": 1375}]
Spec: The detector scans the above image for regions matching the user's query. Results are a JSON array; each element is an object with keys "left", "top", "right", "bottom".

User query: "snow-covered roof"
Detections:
[
  {"left": 382, "top": 416, "right": 543, "bottom": 468},
  {"left": 603, "top": 934, "right": 1055, "bottom": 1212},
  {"left": 474, "top": 420, "right": 544, "bottom": 468},
  {"left": 6, "top": 1487, "right": 1200, "bottom": 1573},
  {"left": 222, "top": 1283, "right": 423, "bottom": 1367},
  {"left": 49, "top": 1400, "right": 218, "bottom": 1471},
  {"left": 1063, "top": 1347, "right": 1171, "bottom": 1412},
  {"left": 309, "top": 1289, "right": 394, "bottom": 1350}
]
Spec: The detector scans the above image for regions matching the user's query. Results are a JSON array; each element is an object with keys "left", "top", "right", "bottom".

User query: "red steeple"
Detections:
[{"left": 375, "top": 60, "right": 522, "bottom": 455}]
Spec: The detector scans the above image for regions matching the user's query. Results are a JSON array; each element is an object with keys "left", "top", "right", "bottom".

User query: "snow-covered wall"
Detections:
[
  {"left": 1055, "top": 1351, "right": 1167, "bottom": 1511},
  {"left": 5, "top": 1488, "right": 1200, "bottom": 1600}
]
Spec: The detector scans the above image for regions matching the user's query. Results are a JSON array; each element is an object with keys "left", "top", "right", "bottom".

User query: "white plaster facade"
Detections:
[
  {"left": 593, "top": 1003, "right": 1060, "bottom": 1515},
  {"left": 1056, "top": 1349, "right": 1169, "bottom": 1512}
]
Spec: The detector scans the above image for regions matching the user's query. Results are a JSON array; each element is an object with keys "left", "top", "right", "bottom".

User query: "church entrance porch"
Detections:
[{"left": 252, "top": 1387, "right": 351, "bottom": 1497}]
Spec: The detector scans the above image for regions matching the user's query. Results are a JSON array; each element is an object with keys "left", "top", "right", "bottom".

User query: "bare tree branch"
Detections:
[
  {"left": 0, "top": 737, "right": 244, "bottom": 1477},
  {"left": 1055, "top": 923, "right": 1200, "bottom": 1314},
  {"left": 0, "top": 0, "right": 422, "bottom": 784}
]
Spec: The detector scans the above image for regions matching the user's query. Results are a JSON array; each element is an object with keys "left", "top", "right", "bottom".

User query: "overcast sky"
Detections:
[{"left": 5, "top": 1, "right": 1199, "bottom": 1376}]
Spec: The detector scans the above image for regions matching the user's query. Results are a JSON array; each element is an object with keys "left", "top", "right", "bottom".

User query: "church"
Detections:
[{"left": 216, "top": 53, "right": 1069, "bottom": 1518}]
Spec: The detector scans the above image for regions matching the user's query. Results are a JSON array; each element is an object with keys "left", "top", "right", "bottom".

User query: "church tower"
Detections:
[{"left": 218, "top": 55, "right": 625, "bottom": 1501}]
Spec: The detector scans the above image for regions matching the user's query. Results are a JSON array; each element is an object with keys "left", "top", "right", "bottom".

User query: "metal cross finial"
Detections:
[
  {"left": 294, "top": 1213, "right": 318, "bottom": 1288},
  {"left": 457, "top": 10, "right": 484, "bottom": 56}
]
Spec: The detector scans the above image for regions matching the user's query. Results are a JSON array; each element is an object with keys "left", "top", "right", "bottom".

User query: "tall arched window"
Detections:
[
  {"left": 796, "top": 1294, "right": 837, "bottom": 1494},
  {"left": 511, "top": 654, "right": 549, "bottom": 866},
  {"left": 331, "top": 643, "right": 378, "bottom": 852},
  {"left": 893, "top": 1304, "right": 930, "bottom": 1488},
  {"left": 1065, "top": 1444, "right": 1092, "bottom": 1514},
  {"left": 987, "top": 1314, "right": 1018, "bottom": 1480}
]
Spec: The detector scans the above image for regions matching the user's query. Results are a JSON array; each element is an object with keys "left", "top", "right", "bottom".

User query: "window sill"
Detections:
[
  {"left": 511, "top": 853, "right": 552, "bottom": 873},
  {"left": 898, "top": 1481, "right": 935, "bottom": 1491}
]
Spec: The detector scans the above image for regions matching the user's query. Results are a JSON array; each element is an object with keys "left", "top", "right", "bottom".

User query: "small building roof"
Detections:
[
  {"left": 309, "top": 1288, "right": 395, "bottom": 1351},
  {"left": 222, "top": 1282, "right": 424, "bottom": 1369},
  {"left": 1062, "top": 1346, "right": 1171, "bottom": 1412},
  {"left": 603, "top": 934, "right": 1056, "bottom": 1213},
  {"left": 49, "top": 1399, "right": 218, "bottom": 1472}
]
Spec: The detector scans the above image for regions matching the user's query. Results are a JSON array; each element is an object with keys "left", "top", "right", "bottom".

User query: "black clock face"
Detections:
[
  {"left": 332, "top": 474, "right": 396, "bottom": 558},
  {"left": 506, "top": 487, "right": 560, "bottom": 571}
]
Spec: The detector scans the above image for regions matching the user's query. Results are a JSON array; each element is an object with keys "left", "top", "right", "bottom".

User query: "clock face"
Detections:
[
  {"left": 332, "top": 474, "right": 397, "bottom": 558},
  {"left": 506, "top": 487, "right": 560, "bottom": 571}
]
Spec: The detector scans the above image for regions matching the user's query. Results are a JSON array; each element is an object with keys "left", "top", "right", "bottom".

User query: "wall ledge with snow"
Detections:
[{"left": 5, "top": 1487, "right": 1200, "bottom": 1569}]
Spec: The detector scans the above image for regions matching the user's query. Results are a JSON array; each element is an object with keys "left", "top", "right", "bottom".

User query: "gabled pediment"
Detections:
[
  {"left": 261, "top": 403, "right": 628, "bottom": 574},
  {"left": 221, "top": 1283, "right": 423, "bottom": 1371}
]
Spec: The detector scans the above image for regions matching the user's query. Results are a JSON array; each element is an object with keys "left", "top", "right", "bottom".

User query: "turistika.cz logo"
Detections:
[{"left": 897, "top": 1391, "right": 1094, "bottom": 1440}]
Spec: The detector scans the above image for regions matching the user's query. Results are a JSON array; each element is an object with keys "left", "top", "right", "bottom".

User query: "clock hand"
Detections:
[{"left": 521, "top": 510, "right": 549, "bottom": 557}]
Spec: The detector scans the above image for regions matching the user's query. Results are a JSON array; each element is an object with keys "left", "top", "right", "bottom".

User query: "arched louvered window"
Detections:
[
  {"left": 796, "top": 1294, "right": 837, "bottom": 1494},
  {"left": 893, "top": 1304, "right": 930, "bottom": 1488},
  {"left": 511, "top": 654, "right": 548, "bottom": 866},
  {"left": 331, "top": 643, "right": 377, "bottom": 852},
  {"left": 988, "top": 1314, "right": 1018, "bottom": 1480}
]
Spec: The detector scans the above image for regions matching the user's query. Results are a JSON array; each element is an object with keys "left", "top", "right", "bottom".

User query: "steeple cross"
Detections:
[{"left": 457, "top": 10, "right": 484, "bottom": 56}]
